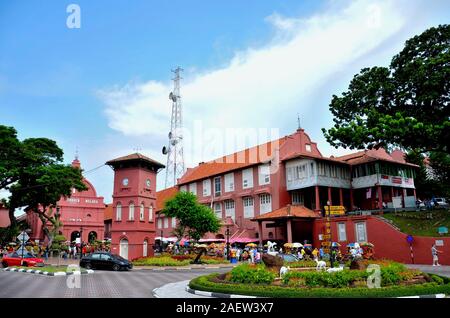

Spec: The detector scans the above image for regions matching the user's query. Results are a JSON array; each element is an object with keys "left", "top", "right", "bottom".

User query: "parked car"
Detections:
[
  {"left": 1, "top": 252, "right": 44, "bottom": 268},
  {"left": 278, "top": 253, "right": 299, "bottom": 263},
  {"left": 434, "top": 198, "right": 449, "bottom": 208},
  {"left": 80, "top": 251, "right": 133, "bottom": 271}
]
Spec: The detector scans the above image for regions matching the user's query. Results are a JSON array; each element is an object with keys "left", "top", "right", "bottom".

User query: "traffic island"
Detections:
[
  {"left": 188, "top": 261, "right": 450, "bottom": 298},
  {"left": 3, "top": 266, "right": 94, "bottom": 276}
]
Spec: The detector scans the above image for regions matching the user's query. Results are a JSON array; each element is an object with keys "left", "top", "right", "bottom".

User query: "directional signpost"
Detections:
[
  {"left": 17, "top": 230, "right": 30, "bottom": 266},
  {"left": 406, "top": 235, "right": 414, "bottom": 264}
]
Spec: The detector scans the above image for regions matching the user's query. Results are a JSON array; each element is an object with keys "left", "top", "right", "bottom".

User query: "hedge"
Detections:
[{"left": 189, "top": 274, "right": 450, "bottom": 298}]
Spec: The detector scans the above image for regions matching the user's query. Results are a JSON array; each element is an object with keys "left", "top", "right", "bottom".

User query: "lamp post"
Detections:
[
  {"left": 79, "top": 226, "right": 84, "bottom": 259},
  {"left": 223, "top": 217, "right": 232, "bottom": 262},
  {"left": 327, "top": 200, "right": 335, "bottom": 268}
]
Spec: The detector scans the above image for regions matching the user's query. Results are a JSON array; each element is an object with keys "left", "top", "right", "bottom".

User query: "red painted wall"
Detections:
[{"left": 313, "top": 216, "right": 450, "bottom": 265}]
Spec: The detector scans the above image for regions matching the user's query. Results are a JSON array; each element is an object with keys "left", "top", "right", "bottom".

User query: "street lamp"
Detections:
[
  {"left": 222, "top": 217, "right": 233, "bottom": 262},
  {"left": 326, "top": 200, "right": 335, "bottom": 268},
  {"left": 79, "top": 226, "right": 84, "bottom": 259}
]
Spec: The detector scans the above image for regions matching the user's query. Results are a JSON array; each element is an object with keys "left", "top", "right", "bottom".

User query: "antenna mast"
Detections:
[{"left": 164, "top": 67, "right": 185, "bottom": 188}]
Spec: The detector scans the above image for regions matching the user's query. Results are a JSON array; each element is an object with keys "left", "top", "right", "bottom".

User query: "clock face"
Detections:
[
  {"left": 122, "top": 178, "right": 129, "bottom": 186},
  {"left": 146, "top": 179, "right": 151, "bottom": 187}
]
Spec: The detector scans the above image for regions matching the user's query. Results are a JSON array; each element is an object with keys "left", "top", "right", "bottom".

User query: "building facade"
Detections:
[
  {"left": 25, "top": 158, "right": 105, "bottom": 244},
  {"left": 106, "top": 153, "right": 164, "bottom": 260}
]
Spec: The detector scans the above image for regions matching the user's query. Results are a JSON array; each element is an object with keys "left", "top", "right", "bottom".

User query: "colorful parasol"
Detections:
[
  {"left": 292, "top": 242, "right": 303, "bottom": 248},
  {"left": 283, "top": 243, "right": 293, "bottom": 248},
  {"left": 331, "top": 242, "right": 341, "bottom": 247},
  {"left": 359, "top": 242, "right": 374, "bottom": 247},
  {"left": 246, "top": 243, "right": 257, "bottom": 247}
]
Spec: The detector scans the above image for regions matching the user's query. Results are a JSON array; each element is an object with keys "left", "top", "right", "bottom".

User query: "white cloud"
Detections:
[{"left": 97, "top": 0, "right": 444, "bottom": 174}]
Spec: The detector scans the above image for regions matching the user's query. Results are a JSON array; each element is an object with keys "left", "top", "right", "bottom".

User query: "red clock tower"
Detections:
[{"left": 106, "top": 153, "right": 165, "bottom": 260}]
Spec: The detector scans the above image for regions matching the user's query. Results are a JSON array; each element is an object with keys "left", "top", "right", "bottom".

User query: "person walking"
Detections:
[{"left": 432, "top": 244, "right": 442, "bottom": 266}]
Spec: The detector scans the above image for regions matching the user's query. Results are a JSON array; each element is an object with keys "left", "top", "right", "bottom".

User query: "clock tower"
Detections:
[{"left": 106, "top": 153, "right": 165, "bottom": 260}]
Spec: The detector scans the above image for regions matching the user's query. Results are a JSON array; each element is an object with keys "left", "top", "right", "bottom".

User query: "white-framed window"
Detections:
[
  {"left": 116, "top": 203, "right": 122, "bottom": 221},
  {"left": 214, "top": 202, "right": 222, "bottom": 219},
  {"left": 140, "top": 203, "right": 145, "bottom": 221},
  {"left": 171, "top": 217, "right": 177, "bottom": 228},
  {"left": 355, "top": 222, "right": 367, "bottom": 242},
  {"left": 157, "top": 217, "right": 162, "bottom": 229},
  {"left": 180, "top": 185, "right": 187, "bottom": 192},
  {"left": 214, "top": 177, "right": 221, "bottom": 197},
  {"left": 189, "top": 183, "right": 197, "bottom": 196},
  {"left": 260, "top": 194, "right": 272, "bottom": 214},
  {"left": 202, "top": 179, "right": 211, "bottom": 196},
  {"left": 224, "top": 173, "right": 234, "bottom": 192},
  {"left": 242, "top": 168, "right": 253, "bottom": 189},
  {"left": 287, "top": 167, "right": 294, "bottom": 182},
  {"left": 291, "top": 192, "right": 304, "bottom": 205},
  {"left": 306, "top": 144, "right": 312, "bottom": 152},
  {"left": 243, "top": 197, "right": 254, "bottom": 218},
  {"left": 338, "top": 223, "right": 347, "bottom": 242},
  {"left": 128, "top": 202, "right": 135, "bottom": 220},
  {"left": 163, "top": 217, "right": 169, "bottom": 229},
  {"left": 149, "top": 205, "right": 153, "bottom": 222},
  {"left": 258, "top": 164, "right": 270, "bottom": 185},
  {"left": 224, "top": 200, "right": 235, "bottom": 221}
]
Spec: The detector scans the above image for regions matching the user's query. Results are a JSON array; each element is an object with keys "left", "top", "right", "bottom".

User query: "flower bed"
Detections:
[
  {"left": 132, "top": 254, "right": 228, "bottom": 266},
  {"left": 188, "top": 261, "right": 450, "bottom": 297}
]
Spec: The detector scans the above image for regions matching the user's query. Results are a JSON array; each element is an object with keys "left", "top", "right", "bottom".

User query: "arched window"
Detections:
[
  {"left": 129, "top": 202, "right": 135, "bottom": 220},
  {"left": 116, "top": 203, "right": 122, "bottom": 221},
  {"left": 140, "top": 203, "right": 145, "bottom": 221},
  {"left": 149, "top": 204, "right": 153, "bottom": 222}
]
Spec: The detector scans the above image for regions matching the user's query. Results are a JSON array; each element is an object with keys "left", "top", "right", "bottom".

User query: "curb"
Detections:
[
  {"left": 397, "top": 294, "right": 446, "bottom": 298},
  {"left": 3, "top": 267, "right": 94, "bottom": 276},
  {"left": 185, "top": 285, "right": 257, "bottom": 298}
]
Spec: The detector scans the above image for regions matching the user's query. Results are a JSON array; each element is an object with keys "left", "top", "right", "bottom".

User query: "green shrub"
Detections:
[
  {"left": 230, "top": 264, "right": 276, "bottom": 285},
  {"left": 190, "top": 274, "right": 450, "bottom": 298},
  {"left": 430, "top": 274, "right": 445, "bottom": 285},
  {"left": 288, "top": 260, "right": 331, "bottom": 268},
  {"left": 283, "top": 270, "right": 369, "bottom": 288},
  {"left": 133, "top": 256, "right": 191, "bottom": 266}
]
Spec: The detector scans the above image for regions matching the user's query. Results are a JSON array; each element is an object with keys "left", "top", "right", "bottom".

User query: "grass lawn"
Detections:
[
  {"left": 382, "top": 209, "right": 450, "bottom": 237},
  {"left": 10, "top": 265, "right": 87, "bottom": 273}
]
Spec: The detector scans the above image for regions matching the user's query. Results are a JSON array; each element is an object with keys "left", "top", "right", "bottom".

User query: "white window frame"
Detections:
[
  {"left": 355, "top": 222, "right": 367, "bottom": 242},
  {"left": 171, "top": 217, "right": 177, "bottom": 228},
  {"left": 189, "top": 183, "right": 197, "bottom": 196},
  {"left": 128, "top": 202, "right": 135, "bottom": 221},
  {"left": 338, "top": 223, "right": 347, "bottom": 242},
  {"left": 214, "top": 202, "right": 222, "bottom": 219},
  {"left": 243, "top": 197, "right": 254, "bottom": 218},
  {"left": 163, "top": 217, "right": 169, "bottom": 229},
  {"left": 258, "top": 164, "right": 270, "bottom": 185},
  {"left": 202, "top": 179, "right": 211, "bottom": 196},
  {"left": 224, "top": 200, "right": 235, "bottom": 221},
  {"left": 260, "top": 194, "right": 272, "bottom": 214},
  {"left": 140, "top": 203, "right": 145, "bottom": 221},
  {"left": 180, "top": 185, "right": 187, "bottom": 192},
  {"left": 116, "top": 203, "right": 122, "bottom": 221},
  {"left": 306, "top": 144, "right": 312, "bottom": 152},
  {"left": 157, "top": 218, "right": 162, "bottom": 229},
  {"left": 291, "top": 192, "right": 304, "bottom": 205},
  {"left": 149, "top": 205, "right": 153, "bottom": 222},
  {"left": 224, "top": 173, "right": 234, "bottom": 192},
  {"left": 214, "top": 176, "right": 221, "bottom": 197},
  {"left": 242, "top": 168, "right": 254, "bottom": 189}
]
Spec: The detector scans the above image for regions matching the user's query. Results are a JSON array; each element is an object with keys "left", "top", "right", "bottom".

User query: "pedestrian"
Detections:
[
  {"left": 319, "top": 247, "right": 324, "bottom": 260},
  {"left": 432, "top": 244, "right": 442, "bottom": 266},
  {"left": 312, "top": 248, "right": 319, "bottom": 260}
]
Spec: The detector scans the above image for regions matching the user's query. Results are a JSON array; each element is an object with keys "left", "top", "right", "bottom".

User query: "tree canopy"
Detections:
[
  {"left": 322, "top": 24, "right": 449, "bottom": 154},
  {"left": 0, "top": 124, "right": 87, "bottom": 241},
  {"left": 162, "top": 191, "right": 221, "bottom": 242}
]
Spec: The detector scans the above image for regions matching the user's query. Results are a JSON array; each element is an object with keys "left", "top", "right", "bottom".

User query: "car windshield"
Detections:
[{"left": 113, "top": 254, "right": 127, "bottom": 262}]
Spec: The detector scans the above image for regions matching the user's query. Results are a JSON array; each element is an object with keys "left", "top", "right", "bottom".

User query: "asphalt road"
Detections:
[{"left": 0, "top": 268, "right": 228, "bottom": 298}]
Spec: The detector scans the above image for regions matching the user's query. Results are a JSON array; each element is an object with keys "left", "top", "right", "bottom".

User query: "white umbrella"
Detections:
[{"left": 292, "top": 242, "right": 303, "bottom": 248}]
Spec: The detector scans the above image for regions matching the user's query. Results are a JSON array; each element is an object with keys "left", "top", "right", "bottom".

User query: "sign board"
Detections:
[
  {"left": 406, "top": 235, "right": 413, "bottom": 244},
  {"left": 392, "top": 197, "right": 402, "bottom": 209},
  {"left": 435, "top": 240, "right": 444, "bottom": 247},
  {"left": 16, "top": 246, "right": 28, "bottom": 256},
  {"left": 325, "top": 206, "right": 346, "bottom": 215},
  {"left": 322, "top": 234, "right": 332, "bottom": 240},
  {"left": 318, "top": 234, "right": 323, "bottom": 241},
  {"left": 438, "top": 227, "right": 448, "bottom": 234},
  {"left": 75, "top": 238, "right": 81, "bottom": 244},
  {"left": 17, "top": 231, "right": 29, "bottom": 242}
]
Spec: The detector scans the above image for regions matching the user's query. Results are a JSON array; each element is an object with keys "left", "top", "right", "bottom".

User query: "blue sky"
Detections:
[{"left": 1, "top": 0, "right": 449, "bottom": 203}]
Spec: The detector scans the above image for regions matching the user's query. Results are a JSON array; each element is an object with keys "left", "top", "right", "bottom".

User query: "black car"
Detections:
[{"left": 80, "top": 252, "right": 133, "bottom": 271}]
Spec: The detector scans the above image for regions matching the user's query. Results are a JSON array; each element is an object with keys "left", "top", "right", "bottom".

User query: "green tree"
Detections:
[
  {"left": 0, "top": 124, "right": 87, "bottom": 241},
  {"left": 322, "top": 25, "right": 449, "bottom": 154},
  {"left": 162, "top": 191, "right": 221, "bottom": 263}
]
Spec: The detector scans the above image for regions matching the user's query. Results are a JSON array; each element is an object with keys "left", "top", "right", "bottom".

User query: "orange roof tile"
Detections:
[
  {"left": 252, "top": 205, "right": 318, "bottom": 221},
  {"left": 156, "top": 186, "right": 178, "bottom": 212},
  {"left": 178, "top": 138, "right": 288, "bottom": 185},
  {"left": 106, "top": 153, "right": 165, "bottom": 168},
  {"left": 104, "top": 204, "right": 113, "bottom": 221},
  {"left": 336, "top": 148, "right": 418, "bottom": 167}
]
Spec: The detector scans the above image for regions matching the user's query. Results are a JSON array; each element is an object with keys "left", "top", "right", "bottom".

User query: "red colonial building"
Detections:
[
  {"left": 26, "top": 157, "right": 105, "bottom": 244},
  {"left": 106, "top": 153, "right": 164, "bottom": 260},
  {"left": 156, "top": 128, "right": 419, "bottom": 247}
]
